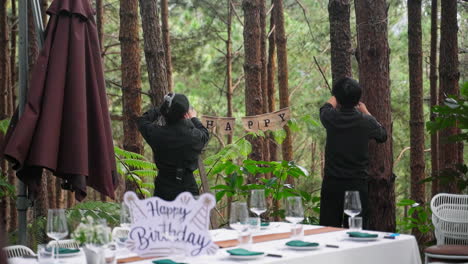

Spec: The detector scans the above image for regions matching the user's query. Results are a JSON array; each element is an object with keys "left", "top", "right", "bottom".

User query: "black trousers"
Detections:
[
  {"left": 153, "top": 170, "right": 199, "bottom": 201},
  {"left": 319, "top": 177, "right": 369, "bottom": 229}
]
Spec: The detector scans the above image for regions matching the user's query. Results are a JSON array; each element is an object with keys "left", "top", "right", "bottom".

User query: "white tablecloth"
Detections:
[{"left": 8, "top": 223, "right": 422, "bottom": 264}]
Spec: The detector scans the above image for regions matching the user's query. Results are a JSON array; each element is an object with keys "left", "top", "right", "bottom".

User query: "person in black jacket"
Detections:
[
  {"left": 319, "top": 77, "right": 387, "bottom": 228},
  {"left": 137, "top": 93, "right": 209, "bottom": 201}
]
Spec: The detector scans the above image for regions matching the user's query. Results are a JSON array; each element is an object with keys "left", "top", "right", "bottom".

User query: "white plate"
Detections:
[
  {"left": 286, "top": 244, "right": 321, "bottom": 250},
  {"left": 229, "top": 253, "right": 265, "bottom": 260},
  {"left": 347, "top": 235, "right": 379, "bottom": 241}
]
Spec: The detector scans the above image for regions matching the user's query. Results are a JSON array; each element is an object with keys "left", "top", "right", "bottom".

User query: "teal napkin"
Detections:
[
  {"left": 152, "top": 259, "right": 186, "bottom": 264},
  {"left": 227, "top": 248, "right": 264, "bottom": 256},
  {"left": 260, "top": 222, "right": 270, "bottom": 227},
  {"left": 286, "top": 240, "right": 319, "bottom": 247},
  {"left": 46, "top": 248, "right": 80, "bottom": 254},
  {"left": 347, "top": 232, "right": 378, "bottom": 238}
]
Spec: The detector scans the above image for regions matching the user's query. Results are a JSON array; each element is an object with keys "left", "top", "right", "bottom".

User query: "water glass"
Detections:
[
  {"left": 230, "top": 202, "right": 250, "bottom": 248},
  {"left": 37, "top": 244, "right": 53, "bottom": 264},
  {"left": 348, "top": 216, "right": 363, "bottom": 231},
  {"left": 248, "top": 217, "right": 260, "bottom": 232},
  {"left": 46, "top": 209, "right": 68, "bottom": 263},
  {"left": 120, "top": 203, "right": 132, "bottom": 228},
  {"left": 285, "top": 196, "right": 304, "bottom": 238},
  {"left": 103, "top": 244, "right": 117, "bottom": 264}
]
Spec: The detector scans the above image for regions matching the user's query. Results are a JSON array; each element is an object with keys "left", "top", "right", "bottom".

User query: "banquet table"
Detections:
[{"left": 7, "top": 223, "right": 422, "bottom": 264}]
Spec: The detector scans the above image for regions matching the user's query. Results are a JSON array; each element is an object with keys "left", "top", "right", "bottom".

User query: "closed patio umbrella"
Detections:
[{"left": 1, "top": 0, "right": 117, "bottom": 200}]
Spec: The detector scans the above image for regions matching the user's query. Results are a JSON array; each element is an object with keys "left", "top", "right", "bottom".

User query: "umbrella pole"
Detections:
[
  {"left": 16, "top": 0, "right": 44, "bottom": 245},
  {"left": 17, "top": 0, "right": 30, "bottom": 245}
]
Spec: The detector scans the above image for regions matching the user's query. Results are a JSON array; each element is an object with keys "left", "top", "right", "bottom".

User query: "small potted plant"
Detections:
[{"left": 72, "top": 216, "right": 112, "bottom": 264}]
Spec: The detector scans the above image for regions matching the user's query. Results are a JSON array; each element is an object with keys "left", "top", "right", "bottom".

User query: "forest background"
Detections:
[{"left": 0, "top": 0, "right": 467, "bottom": 249}]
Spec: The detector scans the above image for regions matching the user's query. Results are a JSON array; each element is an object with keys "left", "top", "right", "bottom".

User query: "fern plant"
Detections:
[{"left": 114, "top": 146, "right": 157, "bottom": 197}]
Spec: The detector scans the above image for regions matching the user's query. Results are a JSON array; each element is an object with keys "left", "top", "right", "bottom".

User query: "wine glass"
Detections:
[
  {"left": 46, "top": 209, "right": 68, "bottom": 263},
  {"left": 285, "top": 196, "right": 304, "bottom": 238},
  {"left": 250, "top": 189, "right": 266, "bottom": 231},
  {"left": 120, "top": 202, "right": 132, "bottom": 228},
  {"left": 344, "top": 191, "right": 362, "bottom": 228},
  {"left": 229, "top": 202, "right": 250, "bottom": 247}
]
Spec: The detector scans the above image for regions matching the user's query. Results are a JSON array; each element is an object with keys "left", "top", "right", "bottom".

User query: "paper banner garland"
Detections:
[{"left": 202, "top": 107, "right": 290, "bottom": 134}]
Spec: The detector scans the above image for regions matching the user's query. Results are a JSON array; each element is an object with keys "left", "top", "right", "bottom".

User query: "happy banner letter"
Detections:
[
  {"left": 273, "top": 107, "right": 291, "bottom": 127},
  {"left": 217, "top": 117, "right": 236, "bottom": 135},
  {"left": 201, "top": 116, "right": 218, "bottom": 132},
  {"left": 242, "top": 116, "right": 259, "bottom": 132},
  {"left": 123, "top": 192, "right": 218, "bottom": 257}
]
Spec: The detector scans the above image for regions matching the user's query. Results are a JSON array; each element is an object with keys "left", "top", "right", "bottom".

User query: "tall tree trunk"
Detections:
[
  {"left": 259, "top": 0, "right": 269, "bottom": 165},
  {"left": 355, "top": 0, "right": 395, "bottom": 232},
  {"left": 243, "top": 0, "right": 264, "bottom": 181},
  {"left": 55, "top": 179, "right": 64, "bottom": 208},
  {"left": 408, "top": 0, "right": 425, "bottom": 242},
  {"left": 120, "top": 0, "right": 144, "bottom": 193},
  {"left": 328, "top": 0, "right": 352, "bottom": 84},
  {"left": 67, "top": 191, "right": 74, "bottom": 208},
  {"left": 274, "top": 0, "right": 293, "bottom": 184},
  {"left": 226, "top": 0, "right": 233, "bottom": 144},
  {"left": 429, "top": 0, "right": 439, "bottom": 197},
  {"left": 41, "top": 0, "right": 48, "bottom": 24},
  {"left": 47, "top": 173, "right": 56, "bottom": 209},
  {"left": 96, "top": 0, "right": 104, "bottom": 55},
  {"left": 161, "top": 0, "right": 172, "bottom": 92},
  {"left": 0, "top": 0, "right": 11, "bottom": 234},
  {"left": 438, "top": 0, "right": 460, "bottom": 193},
  {"left": 139, "top": 0, "right": 169, "bottom": 106},
  {"left": 267, "top": 9, "right": 277, "bottom": 163},
  {"left": 10, "top": 0, "right": 17, "bottom": 107}
]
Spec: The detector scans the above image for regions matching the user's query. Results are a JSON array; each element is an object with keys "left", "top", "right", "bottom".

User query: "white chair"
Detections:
[
  {"left": 424, "top": 193, "right": 468, "bottom": 264},
  {"left": 3, "top": 245, "right": 35, "bottom": 258},
  {"left": 47, "top": 239, "right": 80, "bottom": 249},
  {"left": 112, "top": 227, "right": 130, "bottom": 241},
  {"left": 431, "top": 193, "right": 468, "bottom": 245}
]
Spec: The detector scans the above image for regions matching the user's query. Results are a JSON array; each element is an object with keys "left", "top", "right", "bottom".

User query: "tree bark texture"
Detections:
[
  {"left": 161, "top": 0, "right": 173, "bottom": 92},
  {"left": 226, "top": 0, "right": 233, "bottom": 144},
  {"left": 328, "top": 0, "right": 352, "bottom": 84},
  {"left": 407, "top": 0, "right": 425, "bottom": 241},
  {"left": 10, "top": 0, "right": 17, "bottom": 106},
  {"left": 267, "top": 6, "right": 277, "bottom": 163},
  {"left": 438, "top": 0, "right": 460, "bottom": 193},
  {"left": 259, "top": 0, "right": 270, "bottom": 164},
  {"left": 47, "top": 172, "right": 56, "bottom": 210},
  {"left": 429, "top": 0, "right": 439, "bottom": 197},
  {"left": 355, "top": 0, "right": 395, "bottom": 232},
  {"left": 96, "top": 0, "right": 104, "bottom": 54},
  {"left": 274, "top": 0, "right": 293, "bottom": 183},
  {"left": 120, "top": 0, "right": 144, "bottom": 192},
  {"left": 41, "top": 0, "right": 48, "bottom": 24},
  {"left": 139, "top": 0, "right": 169, "bottom": 106},
  {"left": 0, "top": 0, "right": 11, "bottom": 121},
  {"left": 243, "top": 0, "right": 264, "bottom": 174}
]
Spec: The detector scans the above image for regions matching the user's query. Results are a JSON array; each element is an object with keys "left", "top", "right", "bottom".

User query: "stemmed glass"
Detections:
[
  {"left": 250, "top": 189, "right": 267, "bottom": 231},
  {"left": 344, "top": 191, "right": 362, "bottom": 228},
  {"left": 46, "top": 209, "right": 68, "bottom": 263},
  {"left": 230, "top": 202, "right": 250, "bottom": 248},
  {"left": 285, "top": 197, "right": 304, "bottom": 238},
  {"left": 120, "top": 202, "right": 132, "bottom": 228}
]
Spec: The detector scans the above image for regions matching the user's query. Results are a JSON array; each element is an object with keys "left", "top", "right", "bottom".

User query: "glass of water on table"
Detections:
[{"left": 285, "top": 196, "right": 304, "bottom": 239}]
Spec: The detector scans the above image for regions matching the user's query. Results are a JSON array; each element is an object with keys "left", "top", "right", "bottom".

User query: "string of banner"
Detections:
[{"left": 201, "top": 107, "right": 291, "bottom": 135}]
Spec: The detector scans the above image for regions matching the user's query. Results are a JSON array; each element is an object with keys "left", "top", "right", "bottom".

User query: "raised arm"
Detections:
[
  {"left": 137, "top": 108, "right": 161, "bottom": 144},
  {"left": 319, "top": 96, "right": 338, "bottom": 129}
]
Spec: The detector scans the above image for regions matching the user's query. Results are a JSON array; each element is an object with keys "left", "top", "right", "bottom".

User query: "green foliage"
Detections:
[
  {"left": 0, "top": 118, "right": 9, "bottom": 134},
  {"left": 420, "top": 164, "right": 468, "bottom": 193},
  {"left": 114, "top": 146, "right": 157, "bottom": 197},
  {"left": 66, "top": 201, "right": 121, "bottom": 229},
  {"left": 427, "top": 82, "right": 468, "bottom": 142},
  {"left": 396, "top": 199, "right": 433, "bottom": 234},
  {"left": 0, "top": 173, "right": 15, "bottom": 199}
]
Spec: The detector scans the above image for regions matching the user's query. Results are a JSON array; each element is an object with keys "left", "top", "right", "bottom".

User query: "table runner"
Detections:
[{"left": 215, "top": 226, "right": 343, "bottom": 248}]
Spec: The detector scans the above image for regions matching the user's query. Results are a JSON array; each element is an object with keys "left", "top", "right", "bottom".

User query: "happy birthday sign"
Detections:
[
  {"left": 202, "top": 107, "right": 290, "bottom": 135},
  {"left": 123, "top": 192, "right": 218, "bottom": 257}
]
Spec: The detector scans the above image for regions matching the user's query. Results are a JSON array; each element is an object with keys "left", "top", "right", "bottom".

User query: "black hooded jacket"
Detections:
[{"left": 137, "top": 108, "right": 209, "bottom": 200}]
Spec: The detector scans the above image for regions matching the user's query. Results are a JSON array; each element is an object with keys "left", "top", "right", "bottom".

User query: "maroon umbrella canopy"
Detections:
[{"left": 1, "top": 0, "right": 117, "bottom": 200}]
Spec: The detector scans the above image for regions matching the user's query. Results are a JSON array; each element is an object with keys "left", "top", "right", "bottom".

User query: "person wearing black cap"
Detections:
[
  {"left": 319, "top": 77, "right": 387, "bottom": 228},
  {"left": 137, "top": 93, "right": 209, "bottom": 201}
]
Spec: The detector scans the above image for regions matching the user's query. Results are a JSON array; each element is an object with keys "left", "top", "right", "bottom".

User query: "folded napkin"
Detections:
[
  {"left": 260, "top": 222, "right": 270, "bottom": 227},
  {"left": 152, "top": 259, "right": 186, "bottom": 264},
  {"left": 227, "top": 248, "right": 264, "bottom": 256},
  {"left": 347, "top": 232, "right": 378, "bottom": 238},
  {"left": 286, "top": 240, "right": 319, "bottom": 247},
  {"left": 46, "top": 248, "right": 80, "bottom": 254}
]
